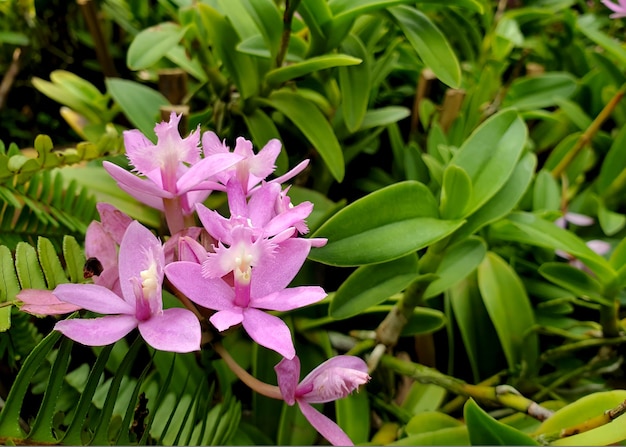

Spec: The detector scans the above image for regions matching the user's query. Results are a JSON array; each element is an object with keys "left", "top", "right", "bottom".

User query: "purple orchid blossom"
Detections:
[
  {"left": 275, "top": 355, "right": 370, "bottom": 446},
  {"left": 18, "top": 289, "right": 81, "bottom": 315},
  {"left": 164, "top": 237, "right": 326, "bottom": 359},
  {"left": 103, "top": 113, "right": 241, "bottom": 234},
  {"left": 53, "top": 220, "right": 201, "bottom": 353},
  {"left": 602, "top": 0, "right": 626, "bottom": 18}
]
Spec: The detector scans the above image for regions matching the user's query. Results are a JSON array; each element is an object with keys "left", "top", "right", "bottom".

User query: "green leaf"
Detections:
[
  {"left": 539, "top": 263, "right": 608, "bottom": 305},
  {"left": 127, "top": 23, "right": 188, "bottom": 70},
  {"left": 405, "top": 411, "right": 462, "bottom": 435},
  {"left": 265, "top": 54, "right": 362, "bottom": 87},
  {"left": 465, "top": 398, "right": 539, "bottom": 445},
  {"left": 577, "top": 15, "right": 626, "bottom": 69},
  {"left": 597, "top": 123, "right": 626, "bottom": 196},
  {"left": 598, "top": 200, "right": 626, "bottom": 236},
  {"left": 449, "top": 109, "right": 527, "bottom": 216},
  {"left": 37, "top": 237, "right": 68, "bottom": 289},
  {"left": 241, "top": 0, "right": 283, "bottom": 60},
  {"left": 310, "top": 181, "right": 464, "bottom": 266},
  {"left": 15, "top": 242, "right": 46, "bottom": 290},
  {"left": 359, "top": 106, "right": 411, "bottom": 130},
  {"left": 503, "top": 73, "right": 578, "bottom": 111},
  {"left": 440, "top": 165, "right": 472, "bottom": 220},
  {"left": 330, "top": 254, "right": 419, "bottom": 319},
  {"left": 534, "top": 390, "right": 626, "bottom": 446},
  {"left": 0, "top": 245, "right": 20, "bottom": 303},
  {"left": 62, "top": 235, "right": 86, "bottom": 284},
  {"left": 106, "top": 78, "right": 169, "bottom": 140},
  {"left": 477, "top": 252, "right": 538, "bottom": 372},
  {"left": 424, "top": 237, "right": 487, "bottom": 299},
  {"left": 237, "top": 33, "right": 308, "bottom": 61},
  {"left": 390, "top": 426, "right": 470, "bottom": 445},
  {"left": 533, "top": 169, "right": 560, "bottom": 211},
  {"left": 336, "top": 387, "right": 370, "bottom": 444},
  {"left": 339, "top": 34, "right": 370, "bottom": 132},
  {"left": 388, "top": 5, "right": 461, "bottom": 88},
  {"left": 261, "top": 89, "right": 344, "bottom": 182}
]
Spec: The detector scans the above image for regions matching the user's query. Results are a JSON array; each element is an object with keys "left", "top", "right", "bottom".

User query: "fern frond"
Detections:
[{"left": 0, "top": 169, "right": 97, "bottom": 249}]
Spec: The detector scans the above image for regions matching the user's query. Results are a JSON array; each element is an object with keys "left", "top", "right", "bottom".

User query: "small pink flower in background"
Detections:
[
  {"left": 554, "top": 211, "right": 612, "bottom": 270},
  {"left": 275, "top": 355, "right": 370, "bottom": 446},
  {"left": 602, "top": 0, "right": 626, "bottom": 18},
  {"left": 53, "top": 221, "right": 201, "bottom": 353},
  {"left": 18, "top": 289, "right": 81, "bottom": 315}
]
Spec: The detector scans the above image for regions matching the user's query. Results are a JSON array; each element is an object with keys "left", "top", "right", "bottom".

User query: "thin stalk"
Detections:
[{"left": 275, "top": 0, "right": 301, "bottom": 68}]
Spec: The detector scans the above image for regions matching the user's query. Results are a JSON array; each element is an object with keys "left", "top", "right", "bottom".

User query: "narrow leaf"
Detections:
[
  {"left": 265, "top": 54, "right": 362, "bottom": 87},
  {"left": 339, "top": 34, "right": 370, "bottom": 132},
  {"left": 127, "top": 23, "right": 188, "bottom": 70},
  {"left": 465, "top": 398, "right": 539, "bottom": 445},
  {"left": 15, "top": 242, "right": 46, "bottom": 290}
]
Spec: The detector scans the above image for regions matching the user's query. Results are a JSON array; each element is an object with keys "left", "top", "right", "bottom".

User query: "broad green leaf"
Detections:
[
  {"left": 310, "top": 181, "right": 464, "bottom": 266},
  {"left": 32, "top": 74, "right": 102, "bottom": 124},
  {"left": 440, "top": 165, "right": 472, "bottom": 220},
  {"left": 465, "top": 399, "right": 539, "bottom": 445},
  {"left": 165, "top": 45, "right": 208, "bottom": 81},
  {"left": 265, "top": 54, "right": 362, "bottom": 86},
  {"left": 0, "top": 307, "right": 10, "bottom": 331},
  {"left": 297, "top": 0, "right": 333, "bottom": 55},
  {"left": 196, "top": 4, "right": 259, "bottom": 98},
  {"left": 336, "top": 386, "right": 370, "bottom": 444},
  {"left": 360, "top": 106, "right": 411, "bottom": 130},
  {"left": 241, "top": 0, "right": 283, "bottom": 60},
  {"left": 449, "top": 152, "right": 536, "bottom": 244},
  {"left": 62, "top": 235, "right": 86, "bottom": 284},
  {"left": 37, "top": 237, "right": 68, "bottom": 289},
  {"left": 406, "top": 411, "right": 463, "bottom": 435},
  {"left": 610, "top": 236, "right": 626, "bottom": 271},
  {"left": 503, "top": 73, "right": 578, "bottom": 111},
  {"left": 597, "top": 123, "right": 626, "bottom": 196},
  {"left": 491, "top": 212, "right": 615, "bottom": 283},
  {"left": 402, "top": 385, "right": 447, "bottom": 415},
  {"left": 261, "top": 90, "right": 344, "bottom": 182},
  {"left": 450, "top": 109, "right": 527, "bottom": 216},
  {"left": 577, "top": 15, "right": 626, "bottom": 68},
  {"left": 49, "top": 70, "right": 106, "bottom": 103},
  {"left": 15, "top": 242, "right": 46, "bottom": 290},
  {"left": 330, "top": 0, "right": 414, "bottom": 18},
  {"left": 237, "top": 33, "right": 308, "bottom": 61},
  {"left": 339, "top": 34, "right": 370, "bottom": 132},
  {"left": 127, "top": 23, "right": 187, "bottom": 70},
  {"left": 388, "top": 6, "right": 461, "bottom": 88},
  {"left": 106, "top": 78, "right": 169, "bottom": 140},
  {"left": 533, "top": 169, "right": 560, "bottom": 211},
  {"left": 477, "top": 252, "right": 538, "bottom": 372},
  {"left": 330, "top": 254, "right": 419, "bottom": 319},
  {"left": 534, "top": 390, "right": 626, "bottom": 446},
  {"left": 539, "top": 263, "right": 607, "bottom": 305},
  {"left": 242, "top": 108, "right": 287, "bottom": 174},
  {"left": 0, "top": 245, "right": 20, "bottom": 303},
  {"left": 424, "top": 237, "right": 487, "bottom": 299},
  {"left": 390, "top": 426, "right": 470, "bottom": 445},
  {"left": 598, "top": 201, "right": 626, "bottom": 236}
]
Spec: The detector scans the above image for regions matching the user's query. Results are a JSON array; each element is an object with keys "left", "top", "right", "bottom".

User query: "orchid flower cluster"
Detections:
[{"left": 18, "top": 113, "right": 369, "bottom": 446}]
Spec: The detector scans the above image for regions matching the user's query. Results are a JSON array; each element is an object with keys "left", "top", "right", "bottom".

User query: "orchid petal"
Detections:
[
  {"left": 55, "top": 314, "right": 138, "bottom": 346},
  {"left": 176, "top": 153, "right": 243, "bottom": 194},
  {"left": 275, "top": 356, "right": 300, "bottom": 405},
  {"left": 85, "top": 221, "right": 117, "bottom": 267},
  {"left": 247, "top": 182, "right": 280, "bottom": 228},
  {"left": 18, "top": 289, "right": 82, "bottom": 315},
  {"left": 103, "top": 162, "right": 173, "bottom": 199},
  {"left": 164, "top": 261, "right": 235, "bottom": 310},
  {"left": 587, "top": 239, "right": 612, "bottom": 255},
  {"left": 298, "top": 356, "right": 369, "bottom": 403},
  {"left": 196, "top": 203, "right": 232, "bottom": 243},
  {"left": 210, "top": 308, "right": 244, "bottom": 331},
  {"left": 53, "top": 284, "right": 134, "bottom": 314},
  {"left": 242, "top": 308, "right": 295, "bottom": 359},
  {"left": 264, "top": 201, "right": 313, "bottom": 236},
  {"left": 248, "top": 139, "right": 281, "bottom": 179},
  {"left": 251, "top": 238, "right": 311, "bottom": 298},
  {"left": 565, "top": 212, "right": 594, "bottom": 226},
  {"left": 251, "top": 286, "right": 326, "bottom": 311},
  {"left": 202, "top": 131, "right": 229, "bottom": 156},
  {"left": 138, "top": 308, "right": 201, "bottom": 352},
  {"left": 268, "top": 159, "right": 309, "bottom": 186},
  {"left": 297, "top": 400, "right": 354, "bottom": 446},
  {"left": 226, "top": 179, "right": 248, "bottom": 218},
  {"left": 96, "top": 202, "right": 133, "bottom": 244}
]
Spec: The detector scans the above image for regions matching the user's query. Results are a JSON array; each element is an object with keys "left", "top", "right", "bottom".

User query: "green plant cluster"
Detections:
[{"left": 2, "top": 0, "right": 626, "bottom": 445}]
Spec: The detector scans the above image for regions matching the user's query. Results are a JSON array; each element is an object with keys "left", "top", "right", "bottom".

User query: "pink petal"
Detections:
[
  {"left": 269, "top": 159, "right": 309, "bottom": 186},
  {"left": 298, "top": 356, "right": 369, "bottom": 403},
  {"left": 202, "top": 131, "right": 230, "bottom": 156},
  {"left": 118, "top": 221, "right": 164, "bottom": 308},
  {"left": 251, "top": 238, "right": 311, "bottom": 298},
  {"left": 247, "top": 182, "right": 281, "bottom": 228},
  {"left": 85, "top": 221, "right": 117, "bottom": 267},
  {"left": 210, "top": 308, "right": 244, "bottom": 331},
  {"left": 196, "top": 203, "right": 232, "bottom": 243},
  {"left": 176, "top": 153, "right": 242, "bottom": 194},
  {"left": 297, "top": 400, "right": 353, "bottom": 446},
  {"left": 18, "top": 289, "right": 81, "bottom": 315},
  {"left": 164, "top": 261, "right": 235, "bottom": 310},
  {"left": 103, "top": 162, "right": 173, "bottom": 199},
  {"left": 96, "top": 203, "right": 133, "bottom": 244},
  {"left": 225, "top": 179, "right": 248, "bottom": 218},
  {"left": 251, "top": 286, "right": 326, "bottom": 311},
  {"left": 55, "top": 314, "right": 138, "bottom": 346},
  {"left": 275, "top": 356, "right": 301, "bottom": 405},
  {"left": 587, "top": 239, "right": 611, "bottom": 256},
  {"left": 248, "top": 139, "right": 281, "bottom": 179},
  {"left": 242, "top": 308, "right": 295, "bottom": 359},
  {"left": 264, "top": 202, "right": 313, "bottom": 236},
  {"left": 53, "top": 284, "right": 134, "bottom": 314},
  {"left": 138, "top": 308, "right": 201, "bottom": 352},
  {"left": 565, "top": 212, "right": 594, "bottom": 226}
]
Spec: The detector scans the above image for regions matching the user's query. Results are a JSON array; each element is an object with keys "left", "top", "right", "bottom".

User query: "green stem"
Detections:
[{"left": 275, "top": 0, "right": 301, "bottom": 68}]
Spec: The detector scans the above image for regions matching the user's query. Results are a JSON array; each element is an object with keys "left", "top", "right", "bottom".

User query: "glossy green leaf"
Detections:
[
  {"left": 15, "top": 242, "right": 46, "bottom": 290},
  {"left": 534, "top": 390, "right": 626, "bottom": 446},
  {"left": 399, "top": 306, "right": 446, "bottom": 336},
  {"left": 339, "top": 34, "right": 370, "bottom": 132},
  {"left": 388, "top": 6, "right": 461, "bottom": 88},
  {"left": 533, "top": 169, "right": 560, "bottom": 212},
  {"left": 414, "top": 0, "right": 483, "bottom": 13},
  {"left": 32, "top": 73, "right": 102, "bottom": 124},
  {"left": 127, "top": 23, "right": 187, "bottom": 70},
  {"left": 402, "top": 385, "right": 447, "bottom": 415},
  {"left": 106, "top": 78, "right": 169, "bottom": 140},
  {"left": 62, "top": 235, "right": 86, "bottom": 284},
  {"left": 465, "top": 398, "right": 539, "bottom": 445},
  {"left": 330, "top": 254, "right": 419, "bottom": 319},
  {"left": 265, "top": 54, "right": 362, "bottom": 87},
  {"left": 359, "top": 106, "right": 411, "bottom": 130},
  {"left": 577, "top": 15, "right": 626, "bottom": 69},
  {"left": 450, "top": 109, "right": 527, "bottom": 216},
  {"left": 450, "top": 152, "right": 536, "bottom": 244},
  {"left": 440, "top": 165, "right": 472, "bottom": 220},
  {"left": 297, "top": 0, "right": 332, "bottom": 55},
  {"left": 406, "top": 411, "right": 463, "bottom": 435},
  {"left": 491, "top": 212, "right": 615, "bottom": 283},
  {"left": 424, "top": 237, "right": 487, "bottom": 299},
  {"left": 0, "top": 245, "right": 19, "bottom": 303},
  {"left": 597, "top": 123, "right": 626, "bottom": 196},
  {"left": 330, "top": 0, "right": 414, "bottom": 18},
  {"left": 336, "top": 385, "right": 370, "bottom": 444},
  {"left": 390, "top": 426, "right": 470, "bottom": 445},
  {"left": 310, "top": 181, "right": 464, "bottom": 266},
  {"left": 262, "top": 90, "right": 344, "bottom": 182},
  {"left": 477, "top": 252, "right": 538, "bottom": 372},
  {"left": 241, "top": 0, "right": 283, "bottom": 60},
  {"left": 37, "top": 237, "right": 68, "bottom": 289},
  {"left": 237, "top": 33, "right": 308, "bottom": 61},
  {"left": 598, "top": 201, "right": 626, "bottom": 236},
  {"left": 539, "top": 263, "right": 607, "bottom": 305},
  {"left": 503, "top": 72, "right": 578, "bottom": 111}
]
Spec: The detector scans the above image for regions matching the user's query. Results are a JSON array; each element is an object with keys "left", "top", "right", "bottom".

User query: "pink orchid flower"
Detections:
[
  {"left": 202, "top": 132, "right": 309, "bottom": 195},
  {"left": 602, "top": 0, "right": 626, "bottom": 18},
  {"left": 164, "top": 237, "right": 326, "bottom": 358},
  {"left": 103, "top": 113, "right": 241, "bottom": 234},
  {"left": 18, "top": 289, "right": 81, "bottom": 315},
  {"left": 275, "top": 355, "right": 370, "bottom": 446},
  {"left": 53, "top": 221, "right": 201, "bottom": 353}
]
